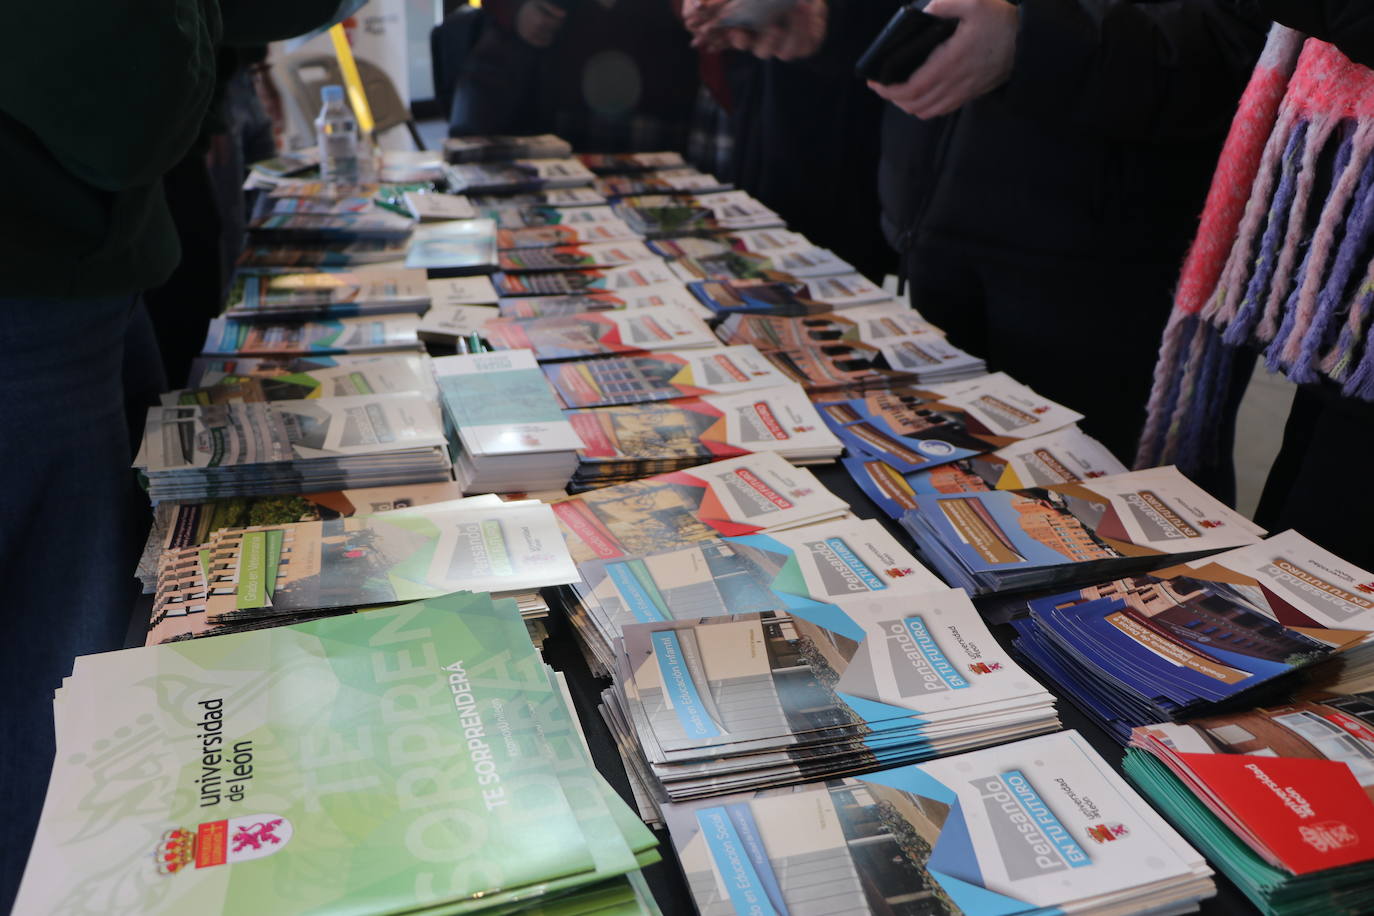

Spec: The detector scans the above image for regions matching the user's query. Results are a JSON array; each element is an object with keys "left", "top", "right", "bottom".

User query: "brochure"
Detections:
[
  {"left": 483, "top": 304, "right": 717, "bottom": 361},
  {"left": 542, "top": 346, "right": 794, "bottom": 409}
]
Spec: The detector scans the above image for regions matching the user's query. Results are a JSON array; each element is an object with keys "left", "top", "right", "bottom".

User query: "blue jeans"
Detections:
[{"left": 0, "top": 295, "right": 164, "bottom": 912}]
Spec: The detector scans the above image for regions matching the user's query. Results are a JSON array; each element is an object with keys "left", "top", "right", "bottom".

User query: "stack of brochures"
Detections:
[
  {"left": 159, "top": 354, "right": 435, "bottom": 406},
  {"left": 494, "top": 261, "right": 682, "bottom": 297},
  {"left": 445, "top": 157, "right": 596, "bottom": 195},
  {"left": 579, "top": 151, "right": 688, "bottom": 173},
  {"left": 246, "top": 194, "right": 416, "bottom": 244},
  {"left": 134, "top": 393, "right": 452, "bottom": 502},
  {"left": 565, "top": 383, "right": 842, "bottom": 488},
  {"left": 470, "top": 186, "right": 608, "bottom": 209},
  {"left": 541, "top": 345, "right": 795, "bottom": 409},
  {"left": 1013, "top": 531, "right": 1374, "bottom": 739},
  {"left": 550, "top": 452, "right": 850, "bottom": 564},
  {"left": 605, "top": 590, "right": 1059, "bottom": 807},
  {"left": 658, "top": 730, "right": 1216, "bottom": 916},
  {"left": 497, "top": 239, "right": 659, "bottom": 273},
  {"left": 433, "top": 350, "right": 585, "bottom": 492},
  {"left": 689, "top": 276, "right": 892, "bottom": 318},
  {"left": 402, "top": 218, "right": 499, "bottom": 276},
  {"left": 612, "top": 191, "right": 785, "bottom": 236},
  {"left": 201, "top": 314, "right": 421, "bottom": 356},
  {"left": 1126, "top": 706, "right": 1374, "bottom": 916},
  {"left": 223, "top": 268, "right": 431, "bottom": 319},
  {"left": 135, "top": 480, "right": 467, "bottom": 590},
  {"left": 594, "top": 168, "right": 732, "bottom": 198},
  {"left": 483, "top": 303, "right": 717, "bottom": 361},
  {"left": 497, "top": 285, "right": 704, "bottom": 318},
  {"left": 901, "top": 466, "right": 1267, "bottom": 596},
  {"left": 444, "top": 132, "right": 574, "bottom": 162},
  {"left": 147, "top": 497, "right": 576, "bottom": 642},
  {"left": 845, "top": 424, "right": 1127, "bottom": 520},
  {"left": 559, "top": 517, "right": 945, "bottom": 676},
  {"left": 238, "top": 235, "right": 410, "bottom": 267},
  {"left": 14, "top": 595, "right": 662, "bottom": 916},
  {"left": 497, "top": 217, "right": 643, "bottom": 249}
]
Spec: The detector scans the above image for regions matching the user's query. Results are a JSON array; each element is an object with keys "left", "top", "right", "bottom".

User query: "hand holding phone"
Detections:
[
  {"left": 855, "top": 2, "right": 957, "bottom": 85},
  {"left": 863, "top": 0, "right": 1018, "bottom": 120}
]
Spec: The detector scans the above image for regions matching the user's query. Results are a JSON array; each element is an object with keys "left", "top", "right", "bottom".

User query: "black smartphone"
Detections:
[{"left": 855, "top": 2, "right": 957, "bottom": 85}]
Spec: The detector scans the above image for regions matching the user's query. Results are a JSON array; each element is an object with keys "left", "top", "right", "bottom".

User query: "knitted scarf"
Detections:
[{"left": 1136, "top": 27, "right": 1374, "bottom": 473}]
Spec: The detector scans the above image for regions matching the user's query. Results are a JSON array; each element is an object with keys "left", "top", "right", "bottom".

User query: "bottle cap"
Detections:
[{"left": 321, "top": 85, "right": 345, "bottom": 104}]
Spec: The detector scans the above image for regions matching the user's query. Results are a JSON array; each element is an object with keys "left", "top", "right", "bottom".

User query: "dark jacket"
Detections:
[
  {"left": 878, "top": 0, "right": 1270, "bottom": 267},
  {"left": 0, "top": 0, "right": 347, "bottom": 300}
]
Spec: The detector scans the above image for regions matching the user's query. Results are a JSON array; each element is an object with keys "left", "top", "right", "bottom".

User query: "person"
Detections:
[
  {"left": 0, "top": 3, "right": 352, "bottom": 908},
  {"left": 685, "top": 0, "right": 897, "bottom": 281},
  {"left": 451, "top": 0, "right": 704, "bottom": 155},
  {"left": 688, "top": 0, "right": 1271, "bottom": 466},
  {"left": 1137, "top": 2, "right": 1374, "bottom": 567}
]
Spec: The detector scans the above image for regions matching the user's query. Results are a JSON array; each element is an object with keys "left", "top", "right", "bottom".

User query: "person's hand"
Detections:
[
  {"left": 516, "top": 0, "right": 567, "bottom": 48},
  {"left": 686, "top": 0, "right": 827, "bottom": 62},
  {"left": 868, "top": 0, "right": 1018, "bottom": 119}
]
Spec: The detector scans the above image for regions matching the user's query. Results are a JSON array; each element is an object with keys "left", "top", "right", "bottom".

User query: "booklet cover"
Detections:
[
  {"left": 160, "top": 356, "right": 433, "bottom": 406},
  {"left": 594, "top": 169, "right": 731, "bottom": 198},
  {"left": 470, "top": 186, "right": 608, "bottom": 209},
  {"left": 689, "top": 279, "right": 832, "bottom": 317},
  {"left": 920, "top": 372, "right": 1086, "bottom": 446},
  {"left": 184, "top": 354, "right": 415, "bottom": 389},
  {"left": 136, "top": 394, "right": 446, "bottom": 472},
  {"left": 660, "top": 730, "right": 1210, "bottom": 916},
  {"left": 498, "top": 241, "right": 660, "bottom": 273},
  {"left": 551, "top": 452, "right": 847, "bottom": 563},
  {"left": 149, "top": 502, "right": 578, "bottom": 641},
  {"left": 416, "top": 303, "right": 498, "bottom": 342},
  {"left": 225, "top": 269, "right": 430, "bottom": 317},
  {"left": 433, "top": 349, "right": 584, "bottom": 457},
  {"left": 497, "top": 285, "right": 703, "bottom": 318},
  {"left": 403, "top": 190, "right": 476, "bottom": 221},
  {"left": 622, "top": 590, "right": 1048, "bottom": 757},
  {"left": 425, "top": 274, "right": 499, "bottom": 306},
  {"left": 542, "top": 346, "right": 793, "bottom": 409},
  {"left": 445, "top": 157, "right": 596, "bottom": 194},
  {"left": 483, "top": 304, "right": 716, "bottom": 361},
  {"left": 907, "top": 467, "right": 1267, "bottom": 594},
  {"left": 614, "top": 191, "right": 785, "bottom": 235},
  {"left": 498, "top": 220, "right": 642, "bottom": 249},
  {"left": 762, "top": 341, "right": 923, "bottom": 395},
  {"left": 493, "top": 262, "right": 681, "bottom": 297},
  {"left": 488, "top": 203, "right": 624, "bottom": 231},
  {"left": 579, "top": 151, "right": 688, "bottom": 174},
  {"left": 201, "top": 316, "right": 420, "bottom": 355},
  {"left": 444, "top": 133, "right": 573, "bottom": 162},
  {"left": 403, "top": 218, "right": 498, "bottom": 275},
  {"left": 568, "top": 384, "right": 839, "bottom": 465},
  {"left": 15, "top": 596, "right": 625, "bottom": 916},
  {"left": 237, "top": 237, "right": 410, "bottom": 268},
  {"left": 1133, "top": 697, "right": 1374, "bottom": 874}
]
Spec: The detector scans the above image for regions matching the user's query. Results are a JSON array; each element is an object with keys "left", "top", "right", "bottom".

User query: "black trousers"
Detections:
[
  {"left": 1256, "top": 380, "right": 1374, "bottom": 568},
  {"left": 904, "top": 242, "right": 1178, "bottom": 467}
]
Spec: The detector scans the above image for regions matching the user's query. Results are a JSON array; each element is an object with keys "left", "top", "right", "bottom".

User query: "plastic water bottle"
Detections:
[{"left": 316, "top": 85, "right": 359, "bottom": 186}]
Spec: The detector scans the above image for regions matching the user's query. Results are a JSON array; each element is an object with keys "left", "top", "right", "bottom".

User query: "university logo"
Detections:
[
  {"left": 792, "top": 425, "right": 814, "bottom": 433},
  {"left": 1085, "top": 822, "right": 1129, "bottom": 844},
  {"left": 885, "top": 567, "right": 915, "bottom": 578},
  {"left": 1300, "top": 821, "right": 1359, "bottom": 854},
  {"left": 1198, "top": 519, "right": 1225, "bottom": 529},
  {"left": 968, "top": 661, "right": 1002, "bottom": 675},
  {"left": 1357, "top": 582, "right": 1374, "bottom": 595},
  {"left": 156, "top": 814, "right": 294, "bottom": 874}
]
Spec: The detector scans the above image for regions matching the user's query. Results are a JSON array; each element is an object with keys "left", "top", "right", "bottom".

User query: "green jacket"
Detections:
[{"left": 0, "top": 0, "right": 347, "bottom": 299}]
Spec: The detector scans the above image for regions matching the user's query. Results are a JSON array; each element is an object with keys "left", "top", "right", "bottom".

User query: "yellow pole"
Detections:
[{"left": 328, "top": 24, "right": 376, "bottom": 136}]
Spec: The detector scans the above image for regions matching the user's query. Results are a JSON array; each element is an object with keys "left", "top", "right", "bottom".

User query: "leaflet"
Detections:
[
  {"left": 136, "top": 393, "right": 446, "bottom": 471},
  {"left": 225, "top": 268, "right": 430, "bottom": 317},
  {"left": 568, "top": 384, "right": 839, "bottom": 464},
  {"left": 661, "top": 730, "right": 1210, "bottom": 916},
  {"left": 498, "top": 241, "right": 660, "bottom": 273},
  {"left": 201, "top": 315, "right": 420, "bottom": 355},
  {"left": 498, "top": 220, "right": 642, "bottom": 249},
  {"left": 403, "top": 218, "right": 499, "bottom": 274},
  {"left": 551, "top": 452, "right": 847, "bottom": 563},
  {"left": 434, "top": 349, "right": 584, "bottom": 456},
  {"left": 543, "top": 345, "right": 793, "bottom": 409},
  {"left": 484, "top": 304, "right": 716, "bottom": 361},
  {"left": 160, "top": 355, "right": 434, "bottom": 406},
  {"left": 497, "top": 285, "right": 703, "bottom": 318},
  {"left": 494, "top": 262, "right": 681, "bottom": 297},
  {"left": 426, "top": 274, "right": 499, "bottom": 306}
]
